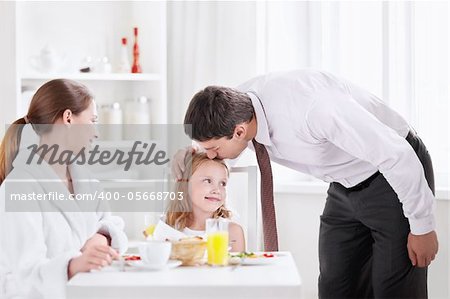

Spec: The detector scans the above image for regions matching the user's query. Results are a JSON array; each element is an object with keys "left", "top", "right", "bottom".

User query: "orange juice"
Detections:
[
  {"left": 207, "top": 231, "right": 229, "bottom": 266},
  {"left": 143, "top": 224, "right": 156, "bottom": 238}
]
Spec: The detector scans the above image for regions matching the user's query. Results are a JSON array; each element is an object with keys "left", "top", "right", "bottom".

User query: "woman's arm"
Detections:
[
  {"left": 91, "top": 179, "right": 128, "bottom": 254},
  {"left": 229, "top": 222, "right": 246, "bottom": 252},
  {"left": 92, "top": 184, "right": 128, "bottom": 253},
  {"left": 95, "top": 211, "right": 128, "bottom": 254},
  {"left": 1, "top": 210, "right": 80, "bottom": 298}
]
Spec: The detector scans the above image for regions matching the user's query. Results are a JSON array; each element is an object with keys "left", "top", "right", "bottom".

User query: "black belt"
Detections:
[
  {"left": 347, "top": 171, "right": 381, "bottom": 192},
  {"left": 347, "top": 130, "right": 416, "bottom": 192}
]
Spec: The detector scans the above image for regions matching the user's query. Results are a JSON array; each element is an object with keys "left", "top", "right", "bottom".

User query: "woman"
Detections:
[{"left": 0, "top": 79, "right": 127, "bottom": 299}]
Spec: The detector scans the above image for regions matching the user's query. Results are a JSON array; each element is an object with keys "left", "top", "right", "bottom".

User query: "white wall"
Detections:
[
  {"left": 275, "top": 191, "right": 449, "bottom": 299},
  {"left": 0, "top": 1, "right": 19, "bottom": 136},
  {"left": 167, "top": 1, "right": 260, "bottom": 124}
]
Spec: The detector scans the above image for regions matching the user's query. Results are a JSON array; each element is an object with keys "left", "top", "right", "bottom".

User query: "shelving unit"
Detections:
[
  {"left": 1, "top": 1, "right": 179, "bottom": 240},
  {"left": 21, "top": 73, "right": 162, "bottom": 82},
  {"left": 93, "top": 139, "right": 159, "bottom": 149},
  {"left": 14, "top": 1, "right": 168, "bottom": 125}
]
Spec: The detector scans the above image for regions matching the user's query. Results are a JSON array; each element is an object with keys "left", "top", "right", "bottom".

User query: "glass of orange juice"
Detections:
[
  {"left": 206, "top": 218, "right": 229, "bottom": 266},
  {"left": 143, "top": 213, "right": 158, "bottom": 239}
]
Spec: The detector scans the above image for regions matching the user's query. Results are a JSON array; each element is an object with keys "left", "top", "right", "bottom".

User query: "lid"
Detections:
[
  {"left": 101, "top": 102, "right": 121, "bottom": 110},
  {"left": 138, "top": 96, "right": 150, "bottom": 103},
  {"left": 127, "top": 96, "right": 150, "bottom": 103}
]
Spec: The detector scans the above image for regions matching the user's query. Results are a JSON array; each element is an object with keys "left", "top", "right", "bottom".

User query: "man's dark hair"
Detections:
[{"left": 184, "top": 86, "right": 254, "bottom": 141}]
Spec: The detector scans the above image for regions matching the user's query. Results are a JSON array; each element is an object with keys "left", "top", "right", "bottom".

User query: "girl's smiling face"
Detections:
[{"left": 189, "top": 160, "right": 228, "bottom": 214}]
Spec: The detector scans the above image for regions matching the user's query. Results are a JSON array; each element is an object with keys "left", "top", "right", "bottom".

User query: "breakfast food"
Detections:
[
  {"left": 230, "top": 252, "right": 275, "bottom": 258},
  {"left": 123, "top": 255, "right": 141, "bottom": 261},
  {"left": 228, "top": 256, "right": 241, "bottom": 265},
  {"left": 227, "top": 252, "right": 277, "bottom": 265},
  {"left": 170, "top": 236, "right": 207, "bottom": 266}
]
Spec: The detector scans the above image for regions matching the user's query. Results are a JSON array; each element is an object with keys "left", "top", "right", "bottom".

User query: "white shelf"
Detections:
[
  {"left": 100, "top": 179, "right": 167, "bottom": 189},
  {"left": 21, "top": 72, "right": 162, "bottom": 82},
  {"left": 6, "top": 1, "right": 168, "bottom": 129},
  {"left": 94, "top": 139, "right": 162, "bottom": 148}
]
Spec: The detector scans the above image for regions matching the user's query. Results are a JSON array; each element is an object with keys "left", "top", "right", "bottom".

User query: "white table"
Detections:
[{"left": 67, "top": 252, "right": 302, "bottom": 299}]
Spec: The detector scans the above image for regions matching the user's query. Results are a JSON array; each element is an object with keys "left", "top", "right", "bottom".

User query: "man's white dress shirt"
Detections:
[{"left": 237, "top": 69, "right": 435, "bottom": 235}]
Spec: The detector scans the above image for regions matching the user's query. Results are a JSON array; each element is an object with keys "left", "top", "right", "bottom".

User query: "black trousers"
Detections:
[{"left": 318, "top": 131, "right": 435, "bottom": 299}]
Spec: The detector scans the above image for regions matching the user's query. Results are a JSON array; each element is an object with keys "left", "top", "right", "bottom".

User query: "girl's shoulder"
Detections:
[
  {"left": 228, "top": 221, "right": 246, "bottom": 252},
  {"left": 228, "top": 221, "right": 244, "bottom": 233}
]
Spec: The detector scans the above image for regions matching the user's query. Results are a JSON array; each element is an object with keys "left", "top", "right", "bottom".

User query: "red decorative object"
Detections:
[{"left": 131, "top": 27, "right": 142, "bottom": 73}]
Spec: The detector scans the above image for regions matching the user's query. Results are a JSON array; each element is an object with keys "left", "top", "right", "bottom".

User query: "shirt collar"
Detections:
[{"left": 247, "top": 91, "right": 272, "bottom": 146}]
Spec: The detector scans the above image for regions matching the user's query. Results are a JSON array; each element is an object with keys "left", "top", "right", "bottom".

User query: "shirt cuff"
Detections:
[{"left": 408, "top": 214, "right": 436, "bottom": 235}]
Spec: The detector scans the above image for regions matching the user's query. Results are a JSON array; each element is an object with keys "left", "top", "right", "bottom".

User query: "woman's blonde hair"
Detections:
[{"left": 166, "top": 152, "right": 231, "bottom": 230}]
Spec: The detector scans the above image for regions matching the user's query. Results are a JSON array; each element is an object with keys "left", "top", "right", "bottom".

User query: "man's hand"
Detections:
[
  {"left": 171, "top": 145, "right": 200, "bottom": 180},
  {"left": 407, "top": 230, "right": 438, "bottom": 267}
]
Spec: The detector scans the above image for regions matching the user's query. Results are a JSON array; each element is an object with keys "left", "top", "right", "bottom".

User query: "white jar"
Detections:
[
  {"left": 124, "top": 96, "right": 151, "bottom": 140},
  {"left": 99, "top": 102, "right": 123, "bottom": 141}
]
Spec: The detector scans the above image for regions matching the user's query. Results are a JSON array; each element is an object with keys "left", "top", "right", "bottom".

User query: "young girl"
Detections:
[
  {"left": 0, "top": 79, "right": 127, "bottom": 299},
  {"left": 154, "top": 152, "right": 245, "bottom": 252}
]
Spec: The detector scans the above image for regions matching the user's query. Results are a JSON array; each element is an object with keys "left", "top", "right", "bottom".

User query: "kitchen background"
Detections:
[{"left": 0, "top": 1, "right": 448, "bottom": 298}]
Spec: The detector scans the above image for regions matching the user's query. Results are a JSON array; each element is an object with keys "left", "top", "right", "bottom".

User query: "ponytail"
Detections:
[
  {"left": 0, "top": 79, "right": 93, "bottom": 185},
  {"left": 0, "top": 117, "right": 27, "bottom": 185}
]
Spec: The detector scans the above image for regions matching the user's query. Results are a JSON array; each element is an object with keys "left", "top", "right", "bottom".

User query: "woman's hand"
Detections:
[
  {"left": 68, "top": 245, "right": 119, "bottom": 279},
  {"left": 81, "top": 233, "right": 110, "bottom": 252}
]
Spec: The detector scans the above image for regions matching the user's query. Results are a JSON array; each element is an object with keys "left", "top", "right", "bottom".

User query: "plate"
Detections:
[
  {"left": 240, "top": 256, "right": 278, "bottom": 265},
  {"left": 230, "top": 252, "right": 282, "bottom": 266},
  {"left": 127, "top": 259, "right": 182, "bottom": 270}
]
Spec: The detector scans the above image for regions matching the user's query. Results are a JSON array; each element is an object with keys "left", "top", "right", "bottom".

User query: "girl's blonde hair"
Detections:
[{"left": 166, "top": 152, "right": 231, "bottom": 230}]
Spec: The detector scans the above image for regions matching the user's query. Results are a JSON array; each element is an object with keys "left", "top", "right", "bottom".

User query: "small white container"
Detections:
[
  {"left": 118, "top": 37, "right": 131, "bottom": 73},
  {"left": 124, "top": 96, "right": 151, "bottom": 140},
  {"left": 99, "top": 102, "right": 123, "bottom": 141}
]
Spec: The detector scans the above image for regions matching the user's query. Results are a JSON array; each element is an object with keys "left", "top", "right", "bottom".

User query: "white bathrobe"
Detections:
[{"left": 0, "top": 145, "right": 128, "bottom": 299}]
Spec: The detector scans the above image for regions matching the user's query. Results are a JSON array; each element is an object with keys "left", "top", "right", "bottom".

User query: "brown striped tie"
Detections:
[{"left": 252, "top": 138, "right": 279, "bottom": 251}]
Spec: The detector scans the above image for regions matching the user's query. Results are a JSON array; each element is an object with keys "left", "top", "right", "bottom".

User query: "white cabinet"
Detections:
[
  {"left": 0, "top": 2, "right": 172, "bottom": 240},
  {"left": 14, "top": 1, "right": 167, "bottom": 125},
  {"left": 2, "top": 1, "right": 194, "bottom": 246}
]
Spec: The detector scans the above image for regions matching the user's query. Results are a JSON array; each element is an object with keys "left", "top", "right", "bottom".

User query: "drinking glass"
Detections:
[
  {"left": 143, "top": 213, "right": 158, "bottom": 239},
  {"left": 206, "top": 218, "right": 229, "bottom": 266}
]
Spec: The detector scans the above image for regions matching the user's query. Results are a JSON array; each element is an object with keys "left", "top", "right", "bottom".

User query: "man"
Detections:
[{"left": 178, "top": 69, "right": 438, "bottom": 298}]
